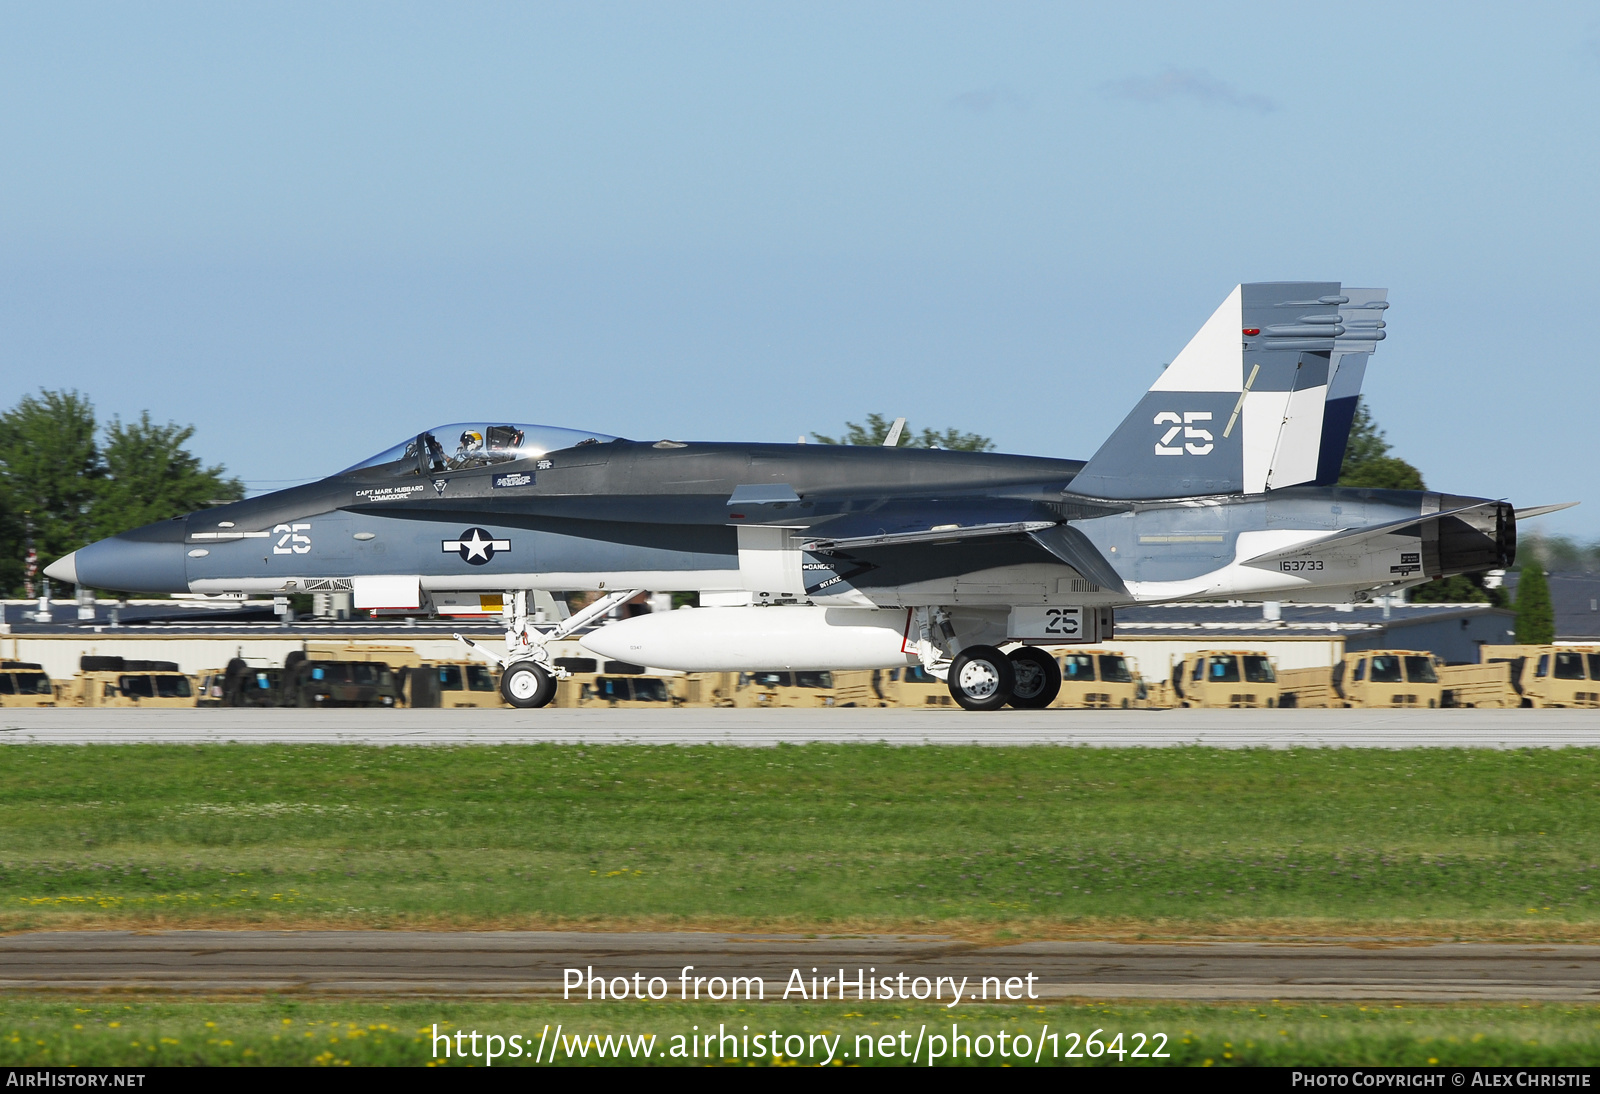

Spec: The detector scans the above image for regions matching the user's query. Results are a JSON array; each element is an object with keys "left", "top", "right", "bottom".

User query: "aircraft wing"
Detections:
[
  {"left": 802, "top": 520, "right": 1056, "bottom": 552},
  {"left": 803, "top": 519, "right": 1130, "bottom": 595},
  {"left": 1240, "top": 500, "right": 1503, "bottom": 569}
]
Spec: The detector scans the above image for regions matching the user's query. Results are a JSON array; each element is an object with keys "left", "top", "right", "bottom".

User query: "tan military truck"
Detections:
[
  {"left": 1170, "top": 650, "right": 1281, "bottom": 708},
  {"left": 1331, "top": 650, "right": 1443, "bottom": 708},
  {"left": 63, "top": 656, "right": 196, "bottom": 708},
  {"left": 723, "top": 670, "right": 878, "bottom": 708},
  {"left": 1453, "top": 645, "right": 1600, "bottom": 708},
  {"left": 405, "top": 661, "right": 505, "bottom": 708},
  {"left": 1521, "top": 647, "right": 1600, "bottom": 708},
  {"left": 876, "top": 665, "right": 955, "bottom": 708},
  {"left": 566, "top": 674, "right": 678, "bottom": 708},
  {"left": 0, "top": 661, "right": 55, "bottom": 707},
  {"left": 549, "top": 657, "right": 693, "bottom": 708},
  {"left": 1052, "top": 650, "right": 1146, "bottom": 709}
]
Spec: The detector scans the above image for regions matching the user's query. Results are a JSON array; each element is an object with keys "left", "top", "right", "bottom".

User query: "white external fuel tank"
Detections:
[{"left": 579, "top": 606, "right": 918, "bottom": 672}]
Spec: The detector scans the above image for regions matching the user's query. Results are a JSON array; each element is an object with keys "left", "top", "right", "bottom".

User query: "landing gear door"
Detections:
[
  {"left": 1007, "top": 606, "right": 1113, "bottom": 643},
  {"left": 738, "top": 526, "right": 804, "bottom": 602}
]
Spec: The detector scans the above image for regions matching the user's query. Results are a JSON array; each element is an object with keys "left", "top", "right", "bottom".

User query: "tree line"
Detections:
[{"left": 0, "top": 390, "right": 242, "bottom": 596}]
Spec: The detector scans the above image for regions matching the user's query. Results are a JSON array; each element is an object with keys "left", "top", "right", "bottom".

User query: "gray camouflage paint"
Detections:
[{"left": 57, "top": 282, "right": 1513, "bottom": 610}]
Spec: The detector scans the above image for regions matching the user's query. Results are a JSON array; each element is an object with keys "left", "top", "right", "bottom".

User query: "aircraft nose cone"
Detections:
[
  {"left": 42, "top": 551, "right": 79, "bottom": 585},
  {"left": 70, "top": 518, "right": 191, "bottom": 593}
]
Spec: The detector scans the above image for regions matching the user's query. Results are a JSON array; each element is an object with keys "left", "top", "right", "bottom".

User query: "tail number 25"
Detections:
[{"left": 1154, "top": 412, "right": 1213, "bottom": 456}]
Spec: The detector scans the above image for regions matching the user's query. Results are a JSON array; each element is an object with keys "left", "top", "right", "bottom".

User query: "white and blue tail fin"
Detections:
[{"left": 1067, "top": 282, "right": 1386, "bottom": 500}]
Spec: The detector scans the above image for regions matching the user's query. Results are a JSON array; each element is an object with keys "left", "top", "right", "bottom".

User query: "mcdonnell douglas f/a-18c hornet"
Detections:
[{"left": 46, "top": 283, "right": 1572, "bottom": 710}]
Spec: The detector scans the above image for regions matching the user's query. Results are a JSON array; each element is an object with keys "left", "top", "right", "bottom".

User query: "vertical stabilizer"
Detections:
[
  {"left": 1068, "top": 282, "right": 1383, "bottom": 500},
  {"left": 1312, "top": 289, "right": 1387, "bottom": 486}
]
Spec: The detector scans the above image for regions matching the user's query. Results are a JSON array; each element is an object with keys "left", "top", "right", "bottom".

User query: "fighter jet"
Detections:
[{"left": 46, "top": 282, "right": 1559, "bottom": 711}]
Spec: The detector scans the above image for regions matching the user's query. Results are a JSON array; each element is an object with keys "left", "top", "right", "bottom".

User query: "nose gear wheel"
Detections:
[{"left": 501, "top": 661, "right": 555, "bottom": 708}]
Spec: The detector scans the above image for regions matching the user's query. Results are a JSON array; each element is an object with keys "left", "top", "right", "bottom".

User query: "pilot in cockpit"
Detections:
[{"left": 455, "top": 429, "right": 485, "bottom": 467}]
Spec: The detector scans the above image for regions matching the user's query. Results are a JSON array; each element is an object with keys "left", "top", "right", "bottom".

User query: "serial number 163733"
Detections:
[{"left": 1278, "top": 559, "right": 1324, "bottom": 572}]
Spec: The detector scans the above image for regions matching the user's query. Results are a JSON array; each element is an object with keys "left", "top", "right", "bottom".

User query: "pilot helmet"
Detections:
[{"left": 459, "top": 429, "right": 483, "bottom": 450}]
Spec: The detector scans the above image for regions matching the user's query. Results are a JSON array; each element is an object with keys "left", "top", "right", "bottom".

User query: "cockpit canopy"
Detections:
[{"left": 343, "top": 423, "right": 619, "bottom": 476}]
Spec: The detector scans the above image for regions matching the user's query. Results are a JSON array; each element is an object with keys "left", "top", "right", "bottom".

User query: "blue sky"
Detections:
[{"left": 3, "top": 2, "right": 1596, "bottom": 538}]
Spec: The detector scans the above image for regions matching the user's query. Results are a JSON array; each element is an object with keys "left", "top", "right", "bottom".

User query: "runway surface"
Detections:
[
  {"left": 2, "top": 707, "right": 1598, "bottom": 747},
  {"left": 3, "top": 931, "right": 1596, "bottom": 1001}
]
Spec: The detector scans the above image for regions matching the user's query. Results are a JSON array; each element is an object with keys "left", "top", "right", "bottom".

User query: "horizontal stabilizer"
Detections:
[
  {"left": 1241, "top": 501, "right": 1501, "bottom": 569},
  {"left": 1514, "top": 502, "right": 1580, "bottom": 520}
]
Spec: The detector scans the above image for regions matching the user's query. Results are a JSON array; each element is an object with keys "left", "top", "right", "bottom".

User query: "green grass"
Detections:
[
  {"left": 4, "top": 997, "right": 1598, "bottom": 1066},
  {"left": 2, "top": 744, "right": 1599, "bottom": 932}
]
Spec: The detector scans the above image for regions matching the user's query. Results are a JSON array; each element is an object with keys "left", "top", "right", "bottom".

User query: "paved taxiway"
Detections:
[
  {"left": 1, "top": 707, "right": 1598, "bottom": 747},
  {"left": 3, "top": 931, "right": 1595, "bottom": 1001}
]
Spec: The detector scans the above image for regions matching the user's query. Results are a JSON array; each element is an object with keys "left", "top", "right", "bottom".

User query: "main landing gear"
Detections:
[{"left": 945, "top": 644, "right": 1062, "bottom": 712}]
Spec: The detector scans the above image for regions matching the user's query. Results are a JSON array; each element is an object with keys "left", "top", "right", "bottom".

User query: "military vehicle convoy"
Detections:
[
  {"left": 196, "top": 643, "right": 506, "bottom": 709},
  {"left": 547, "top": 662, "right": 881, "bottom": 708},
  {"left": 1268, "top": 645, "right": 1600, "bottom": 709},
  {"left": 29, "top": 636, "right": 1600, "bottom": 714}
]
